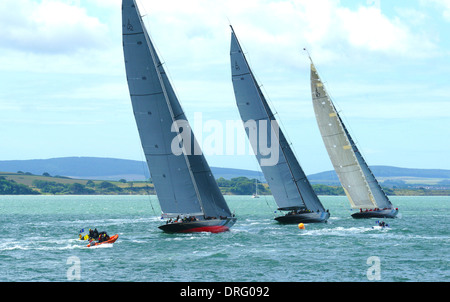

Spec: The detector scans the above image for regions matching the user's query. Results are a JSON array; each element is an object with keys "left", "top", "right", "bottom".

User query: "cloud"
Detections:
[
  {"left": 337, "top": 7, "right": 414, "bottom": 52},
  {"left": 0, "top": 0, "right": 439, "bottom": 73},
  {"left": 0, "top": 0, "right": 110, "bottom": 54},
  {"left": 424, "top": 0, "right": 450, "bottom": 21},
  {"left": 0, "top": 0, "right": 125, "bottom": 76},
  {"left": 132, "top": 0, "right": 439, "bottom": 74},
  {"left": 299, "top": 1, "right": 437, "bottom": 61}
]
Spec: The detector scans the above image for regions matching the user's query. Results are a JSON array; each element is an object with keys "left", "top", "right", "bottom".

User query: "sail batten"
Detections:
[
  {"left": 122, "top": 0, "right": 232, "bottom": 219},
  {"left": 310, "top": 59, "right": 393, "bottom": 210},
  {"left": 230, "top": 28, "right": 326, "bottom": 213}
]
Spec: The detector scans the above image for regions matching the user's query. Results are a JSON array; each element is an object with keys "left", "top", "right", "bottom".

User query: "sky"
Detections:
[{"left": 0, "top": 0, "right": 449, "bottom": 175}]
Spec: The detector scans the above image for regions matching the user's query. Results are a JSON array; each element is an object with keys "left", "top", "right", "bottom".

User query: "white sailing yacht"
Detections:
[
  {"left": 309, "top": 54, "right": 398, "bottom": 219},
  {"left": 252, "top": 179, "right": 260, "bottom": 198}
]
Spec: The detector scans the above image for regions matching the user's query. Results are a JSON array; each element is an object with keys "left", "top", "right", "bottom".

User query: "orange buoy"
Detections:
[{"left": 298, "top": 223, "right": 305, "bottom": 230}]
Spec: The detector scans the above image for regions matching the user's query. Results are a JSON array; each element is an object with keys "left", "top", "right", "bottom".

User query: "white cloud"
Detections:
[
  {"left": 337, "top": 7, "right": 409, "bottom": 52},
  {"left": 424, "top": 0, "right": 450, "bottom": 21},
  {"left": 300, "top": 1, "right": 436, "bottom": 60},
  {"left": 0, "top": 0, "right": 125, "bottom": 76},
  {"left": 132, "top": 0, "right": 439, "bottom": 72},
  {"left": 0, "top": 0, "right": 110, "bottom": 54},
  {"left": 0, "top": 0, "right": 439, "bottom": 74}
]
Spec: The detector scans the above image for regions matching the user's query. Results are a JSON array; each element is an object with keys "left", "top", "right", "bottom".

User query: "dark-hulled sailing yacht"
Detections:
[
  {"left": 122, "top": 0, "right": 236, "bottom": 233},
  {"left": 309, "top": 54, "right": 398, "bottom": 219},
  {"left": 230, "top": 27, "right": 329, "bottom": 224}
]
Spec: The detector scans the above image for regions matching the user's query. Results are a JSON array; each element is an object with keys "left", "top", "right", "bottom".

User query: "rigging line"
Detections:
[
  {"left": 264, "top": 194, "right": 277, "bottom": 218},
  {"left": 139, "top": 150, "right": 158, "bottom": 217},
  {"left": 147, "top": 188, "right": 158, "bottom": 217},
  {"left": 252, "top": 158, "right": 276, "bottom": 217}
]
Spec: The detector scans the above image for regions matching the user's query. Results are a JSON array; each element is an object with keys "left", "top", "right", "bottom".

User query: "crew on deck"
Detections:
[
  {"left": 287, "top": 209, "right": 329, "bottom": 215},
  {"left": 97, "top": 232, "right": 110, "bottom": 242},
  {"left": 166, "top": 215, "right": 199, "bottom": 224},
  {"left": 359, "top": 207, "right": 395, "bottom": 212}
]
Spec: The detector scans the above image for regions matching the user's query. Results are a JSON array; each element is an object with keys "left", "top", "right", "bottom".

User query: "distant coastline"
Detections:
[
  {"left": 1, "top": 157, "right": 449, "bottom": 196},
  {"left": 1, "top": 172, "right": 449, "bottom": 196}
]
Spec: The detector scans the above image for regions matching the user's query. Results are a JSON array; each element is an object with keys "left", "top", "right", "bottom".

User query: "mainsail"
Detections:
[
  {"left": 230, "top": 27, "right": 326, "bottom": 214},
  {"left": 310, "top": 58, "right": 393, "bottom": 210},
  {"left": 122, "top": 0, "right": 233, "bottom": 220}
]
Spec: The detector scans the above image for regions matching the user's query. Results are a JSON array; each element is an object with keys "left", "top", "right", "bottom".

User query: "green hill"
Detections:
[
  {"left": 0, "top": 157, "right": 449, "bottom": 195},
  {"left": 0, "top": 175, "right": 39, "bottom": 195}
]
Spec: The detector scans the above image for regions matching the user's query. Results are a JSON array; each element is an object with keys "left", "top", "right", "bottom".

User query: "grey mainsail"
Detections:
[
  {"left": 310, "top": 58, "right": 393, "bottom": 211},
  {"left": 122, "top": 0, "right": 233, "bottom": 220},
  {"left": 230, "top": 27, "right": 327, "bottom": 216}
]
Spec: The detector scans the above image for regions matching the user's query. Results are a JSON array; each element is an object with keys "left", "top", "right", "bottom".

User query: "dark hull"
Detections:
[
  {"left": 275, "top": 212, "right": 330, "bottom": 224},
  {"left": 351, "top": 209, "right": 398, "bottom": 219},
  {"left": 158, "top": 217, "right": 237, "bottom": 234}
]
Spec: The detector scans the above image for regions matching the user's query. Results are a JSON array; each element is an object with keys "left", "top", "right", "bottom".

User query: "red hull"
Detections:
[
  {"left": 158, "top": 218, "right": 236, "bottom": 234},
  {"left": 179, "top": 225, "right": 230, "bottom": 234},
  {"left": 87, "top": 234, "right": 119, "bottom": 247}
]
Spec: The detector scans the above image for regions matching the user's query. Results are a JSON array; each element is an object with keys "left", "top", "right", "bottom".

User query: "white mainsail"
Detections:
[{"left": 310, "top": 59, "right": 392, "bottom": 210}]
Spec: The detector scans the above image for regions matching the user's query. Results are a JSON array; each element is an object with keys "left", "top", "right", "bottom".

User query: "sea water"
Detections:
[{"left": 0, "top": 195, "right": 448, "bottom": 282}]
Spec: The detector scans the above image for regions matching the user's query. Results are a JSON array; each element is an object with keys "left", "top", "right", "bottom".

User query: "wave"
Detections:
[
  {"left": 0, "top": 242, "right": 86, "bottom": 251},
  {"left": 0, "top": 236, "right": 102, "bottom": 251},
  {"left": 86, "top": 244, "right": 114, "bottom": 249},
  {"left": 298, "top": 226, "right": 383, "bottom": 237}
]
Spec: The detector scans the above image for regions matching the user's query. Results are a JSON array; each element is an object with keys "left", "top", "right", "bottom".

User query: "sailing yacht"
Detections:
[
  {"left": 230, "top": 27, "right": 329, "bottom": 224},
  {"left": 309, "top": 55, "right": 398, "bottom": 219},
  {"left": 252, "top": 179, "right": 260, "bottom": 198},
  {"left": 122, "top": 0, "right": 236, "bottom": 233}
]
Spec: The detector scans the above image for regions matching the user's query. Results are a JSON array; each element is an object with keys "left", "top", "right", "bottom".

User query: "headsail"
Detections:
[
  {"left": 230, "top": 27, "right": 325, "bottom": 213},
  {"left": 122, "top": 0, "right": 232, "bottom": 219},
  {"left": 309, "top": 57, "right": 392, "bottom": 210}
]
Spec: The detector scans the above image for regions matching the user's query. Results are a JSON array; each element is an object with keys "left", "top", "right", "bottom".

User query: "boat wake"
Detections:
[
  {"left": 298, "top": 226, "right": 388, "bottom": 237},
  {"left": 86, "top": 243, "right": 114, "bottom": 249},
  {"left": 0, "top": 239, "right": 87, "bottom": 252}
]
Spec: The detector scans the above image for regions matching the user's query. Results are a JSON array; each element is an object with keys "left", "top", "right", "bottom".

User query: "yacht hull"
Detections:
[
  {"left": 159, "top": 218, "right": 237, "bottom": 234},
  {"left": 275, "top": 212, "right": 330, "bottom": 224},
  {"left": 351, "top": 209, "right": 398, "bottom": 219}
]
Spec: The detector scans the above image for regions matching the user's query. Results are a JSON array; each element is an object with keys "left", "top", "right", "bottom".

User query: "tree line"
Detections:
[
  {"left": 1, "top": 175, "right": 449, "bottom": 196},
  {"left": 30, "top": 179, "right": 142, "bottom": 195},
  {"left": 0, "top": 177, "right": 39, "bottom": 195},
  {"left": 216, "top": 177, "right": 271, "bottom": 195}
]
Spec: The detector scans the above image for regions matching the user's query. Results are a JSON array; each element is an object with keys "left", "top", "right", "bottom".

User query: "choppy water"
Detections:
[{"left": 0, "top": 195, "right": 448, "bottom": 282}]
